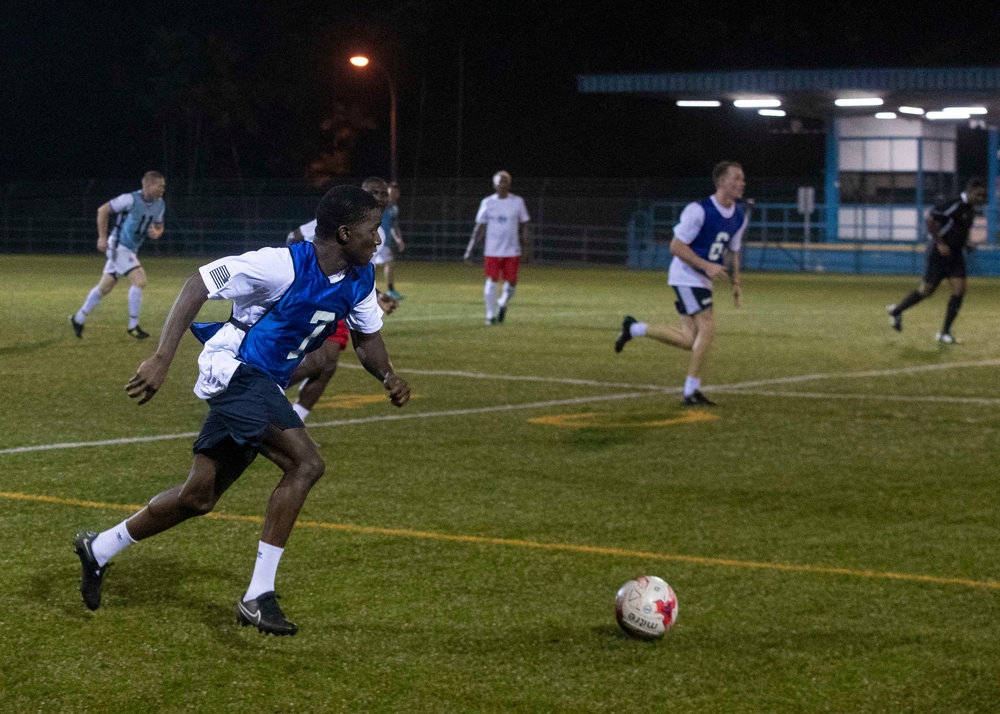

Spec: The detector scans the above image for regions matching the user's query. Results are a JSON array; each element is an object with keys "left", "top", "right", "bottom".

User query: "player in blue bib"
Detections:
[
  {"left": 73, "top": 185, "right": 410, "bottom": 636},
  {"left": 71, "top": 171, "right": 166, "bottom": 340},
  {"left": 615, "top": 161, "right": 748, "bottom": 405}
]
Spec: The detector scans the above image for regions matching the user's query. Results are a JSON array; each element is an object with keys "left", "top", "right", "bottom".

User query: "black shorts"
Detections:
[
  {"left": 672, "top": 286, "right": 713, "bottom": 316},
  {"left": 193, "top": 363, "right": 303, "bottom": 462},
  {"left": 923, "top": 243, "right": 966, "bottom": 285}
]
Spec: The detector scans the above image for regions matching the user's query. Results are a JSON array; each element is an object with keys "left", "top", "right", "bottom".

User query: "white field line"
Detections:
[
  {"left": 2, "top": 359, "right": 998, "bottom": 456},
  {"left": 718, "top": 389, "right": 1000, "bottom": 405},
  {"left": 390, "top": 309, "right": 623, "bottom": 323}
]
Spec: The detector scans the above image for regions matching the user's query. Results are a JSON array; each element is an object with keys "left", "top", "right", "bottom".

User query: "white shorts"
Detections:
[
  {"left": 371, "top": 244, "right": 393, "bottom": 266},
  {"left": 103, "top": 241, "right": 141, "bottom": 277}
]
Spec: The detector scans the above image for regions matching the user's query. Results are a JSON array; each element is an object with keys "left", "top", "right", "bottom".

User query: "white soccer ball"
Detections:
[{"left": 615, "top": 575, "right": 678, "bottom": 639}]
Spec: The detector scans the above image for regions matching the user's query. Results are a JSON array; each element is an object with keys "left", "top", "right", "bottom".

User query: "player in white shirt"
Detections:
[
  {"left": 615, "top": 162, "right": 748, "bottom": 406},
  {"left": 464, "top": 171, "right": 530, "bottom": 324}
]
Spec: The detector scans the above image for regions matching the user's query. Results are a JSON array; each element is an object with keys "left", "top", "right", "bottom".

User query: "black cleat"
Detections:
[
  {"left": 70, "top": 315, "right": 84, "bottom": 339},
  {"left": 615, "top": 316, "right": 637, "bottom": 353},
  {"left": 886, "top": 305, "right": 902, "bottom": 332},
  {"left": 681, "top": 390, "right": 717, "bottom": 407},
  {"left": 237, "top": 591, "right": 299, "bottom": 636},
  {"left": 74, "top": 530, "right": 109, "bottom": 611},
  {"left": 497, "top": 305, "right": 507, "bottom": 323},
  {"left": 127, "top": 325, "right": 150, "bottom": 340}
]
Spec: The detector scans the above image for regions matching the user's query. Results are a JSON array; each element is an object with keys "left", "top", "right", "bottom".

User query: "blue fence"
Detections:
[{"left": 628, "top": 201, "right": 1000, "bottom": 276}]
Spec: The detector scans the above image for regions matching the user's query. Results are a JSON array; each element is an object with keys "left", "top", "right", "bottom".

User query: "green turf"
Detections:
[{"left": 2, "top": 255, "right": 1000, "bottom": 712}]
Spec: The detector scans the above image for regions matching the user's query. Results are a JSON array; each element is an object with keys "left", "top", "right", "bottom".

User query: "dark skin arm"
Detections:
[
  {"left": 926, "top": 214, "right": 951, "bottom": 256},
  {"left": 350, "top": 330, "right": 410, "bottom": 407},
  {"left": 125, "top": 274, "right": 209, "bottom": 405}
]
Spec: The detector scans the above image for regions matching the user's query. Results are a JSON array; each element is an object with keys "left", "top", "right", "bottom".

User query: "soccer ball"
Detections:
[{"left": 615, "top": 575, "right": 678, "bottom": 639}]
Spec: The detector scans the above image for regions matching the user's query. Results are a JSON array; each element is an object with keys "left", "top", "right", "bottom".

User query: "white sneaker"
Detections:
[
  {"left": 886, "top": 305, "right": 901, "bottom": 332},
  {"left": 935, "top": 332, "right": 960, "bottom": 344}
]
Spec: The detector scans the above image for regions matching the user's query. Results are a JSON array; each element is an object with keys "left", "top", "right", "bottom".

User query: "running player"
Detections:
[
  {"left": 71, "top": 171, "right": 166, "bottom": 340},
  {"left": 464, "top": 170, "right": 530, "bottom": 325},
  {"left": 73, "top": 185, "right": 410, "bottom": 636},
  {"left": 615, "top": 161, "right": 747, "bottom": 406},
  {"left": 285, "top": 177, "right": 399, "bottom": 424},
  {"left": 887, "top": 178, "right": 987, "bottom": 344},
  {"left": 378, "top": 182, "right": 406, "bottom": 299}
]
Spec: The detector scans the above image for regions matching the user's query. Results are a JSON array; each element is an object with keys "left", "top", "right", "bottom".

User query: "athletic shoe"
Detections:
[
  {"left": 486, "top": 316, "right": 496, "bottom": 325},
  {"left": 127, "top": 326, "right": 150, "bottom": 340},
  {"left": 73, "top": 530, "right": 110, "bottom": 611},
  {"left": 681, "top": 390, "right": 717, "bottom": 407},
  {"left": 70, "top": 315, "right": 85, "bottom": 339},
  {"left": 237, "top": 591, "right": 299, "bottom": 636},
  {"left": 386, "top": 289, "right": 404, "bottom": 300},
  {"left": 614, "top": 316, "right": 637, "bottom": 353},
  {"left": 935, "top": 332, "right": 961, "bottom": 345},
  {"left": 886, "top": 305, "right": 902, "bottom": 332},
  {"left": 497, "top": 305, "right": 507, "bottom": 324}
]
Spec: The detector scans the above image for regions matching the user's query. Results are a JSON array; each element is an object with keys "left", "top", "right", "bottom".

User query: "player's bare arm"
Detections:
[
  {"left": 725, "top": 249, "right": 742, "bottom": 307},
  {"left": 125, "top": 274, "right": 209, "bottom": 405},
  {"left": 391, "top": 227, "right": 405, "bottom": 252},
  {"left": 350, "top": 330, "right": 410, "bottom": 407},
  {"left": 926, "top": 214, "right": 950, "bottom": 256},
  {"left": 96, "top": 202, "right": 112, "bottom": 252},
  {"left": 464, "top": 224, "right": 486, "bottom": 262},
  {"left": 670, "top": 237, "right": 726, "bottom": 279}
]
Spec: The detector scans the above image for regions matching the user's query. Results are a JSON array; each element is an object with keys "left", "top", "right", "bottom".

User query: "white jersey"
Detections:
[
  {"left": 668, "top": 196, "right": 747, "bottom": 289},
  {"left": 297, "top": 219, "right": 387, "bottom": 260},
  {"left": 193, "top": 246, "right": 382, "bottom": 399},
  {"left": 475, "top": 193, "right": 530, "bottom": 257}
]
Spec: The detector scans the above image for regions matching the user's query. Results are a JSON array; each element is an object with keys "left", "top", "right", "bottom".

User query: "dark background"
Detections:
[{"left": 2, "top": 1, "right": 997, "bottom": 185}]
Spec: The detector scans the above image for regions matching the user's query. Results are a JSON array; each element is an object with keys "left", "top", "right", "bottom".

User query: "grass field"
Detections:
[{"left": 3, "top": 254, "right": 1000, "bottom": 713}]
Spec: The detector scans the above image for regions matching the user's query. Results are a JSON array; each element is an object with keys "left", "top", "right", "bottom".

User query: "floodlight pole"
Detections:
[{"left": 351, "top": 56, "right": 398, "bottom": 183}]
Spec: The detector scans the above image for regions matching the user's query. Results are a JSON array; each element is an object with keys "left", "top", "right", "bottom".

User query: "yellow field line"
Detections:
[{"left": 6, "top": 489, "right": 999, "bottom": 591}]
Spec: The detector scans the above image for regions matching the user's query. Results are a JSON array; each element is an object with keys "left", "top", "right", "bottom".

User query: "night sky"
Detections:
[{"left": 2, "top": 1, "right": 998, "bottom": 185}]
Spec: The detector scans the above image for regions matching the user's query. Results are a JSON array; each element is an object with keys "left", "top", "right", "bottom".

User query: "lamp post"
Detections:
[{"left": 350, "top": 55, "right": 398, "bottom": 183}]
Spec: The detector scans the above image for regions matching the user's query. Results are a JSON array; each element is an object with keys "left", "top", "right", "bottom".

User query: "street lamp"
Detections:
[{"left": 349, "top": 54, "right": 398, "bottom": 182}]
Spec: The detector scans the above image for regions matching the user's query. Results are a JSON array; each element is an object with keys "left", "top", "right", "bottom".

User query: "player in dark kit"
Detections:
[{"left": 887, "top": 178, "right": 987, "bottom": 344}]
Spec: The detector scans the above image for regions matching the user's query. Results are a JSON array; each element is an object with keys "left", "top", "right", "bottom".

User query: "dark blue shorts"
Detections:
[{"left": 193, "top": 363, "right": 303, "bottom": 460}]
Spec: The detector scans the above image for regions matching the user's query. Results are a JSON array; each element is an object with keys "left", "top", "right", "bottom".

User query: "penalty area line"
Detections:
[{"left": 4, "top": 489, "right": 999, "bottom": 592}]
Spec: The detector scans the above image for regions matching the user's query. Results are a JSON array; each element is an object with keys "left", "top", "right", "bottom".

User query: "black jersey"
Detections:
[{"left": 928, "top": 194, "right": 978, "bottom": 251}]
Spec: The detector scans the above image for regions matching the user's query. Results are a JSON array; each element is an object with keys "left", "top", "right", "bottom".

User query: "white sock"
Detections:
[
  {"left": 127, "top": 285, "right": 143, "bottom": 329},
  {"left": 77, "top": 286, "right": 104, "bottom": 322},
  {"left": 498, "top": 282, "right": 516, "bottom": 308},
  {"left": 683, "top": 376, "right": 701, "bottom": 398},
  {"left": 91, "top": 520, "right": 136, "bottom": 567},
  {"left": 244, "top": 541, "right": 284, "bottom": 602},
  {"left": 292, "top": 402, "right": 309, "bottom": 421},
  {"left": 484, "top": 278, "right": 498, "bottom": 319},
  {"left": 630, "top": 322, "right": 647, "bottom": 338}
]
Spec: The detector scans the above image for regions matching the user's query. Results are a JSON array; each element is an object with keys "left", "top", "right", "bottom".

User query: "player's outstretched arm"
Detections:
[
  {"left": 464, "top": 224, "right": 486, "bottom": 262},
  {"left": 670, "top": 238, "right": 726, "bottom": 279},
  {"left": 125, "top": 274, "right": 209, "bottom": 405},
  {"left": 350, "top": 330, "right": 410, "bottom": 407},
  {"left": 96, "top": 203, "right": 112, "bottom": 252}
]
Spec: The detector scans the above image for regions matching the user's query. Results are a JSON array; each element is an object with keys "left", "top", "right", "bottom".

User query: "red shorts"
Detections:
[
  {"left": 325, "top": 319, "right": 349, "bottom": 351},
  {"left": 484, "top": 256, "right": 520, "bottom": 283}
]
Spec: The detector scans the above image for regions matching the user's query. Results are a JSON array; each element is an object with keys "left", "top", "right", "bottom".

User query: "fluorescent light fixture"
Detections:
[
  {"left": 898, "top": 106, "right": 924, "bottom": 115},
  {"left": 676, "top": 100, "right": 721, "bottom": 107},
  {"left": 926, "top": 111, "right": 970, "bottom": 120},
  {"left": 758, "top": 109, "right": 786, "bottom": 117},
  {"left": 835, "top": 97, "right": 884, "bottom": 107},
  {"left": 943, "top": 106, "right": 987, "bottom": 115},
  {"left": 733, "top": 99, "right": 781, "bottom": 108},
  {"left": 874, "top": 112, "right": 897, "bottom": 119}
]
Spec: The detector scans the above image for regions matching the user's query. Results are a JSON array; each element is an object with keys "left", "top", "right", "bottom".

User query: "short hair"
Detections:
[
  {"left": 361, "top": 176, "right": 388, "bottom": 192},
  {"left": 966, "top": 177, "right": 986, "bottom": 191},
  {"left": 712, "top": 161, "right": 743, "bottom": 186},
  {"left": 142, "top": 171, "right": 165, "bottom": 184},
  {"left": 315, "top": 185, "right": 379, "bottom": 241},
  {"left": 493, "top": 170, "right": 511, "bottom": 187}
]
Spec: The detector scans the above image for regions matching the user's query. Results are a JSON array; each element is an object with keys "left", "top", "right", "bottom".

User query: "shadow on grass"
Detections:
[{"left": 0, "top": 335, "right": 65, "bottom": 357}]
